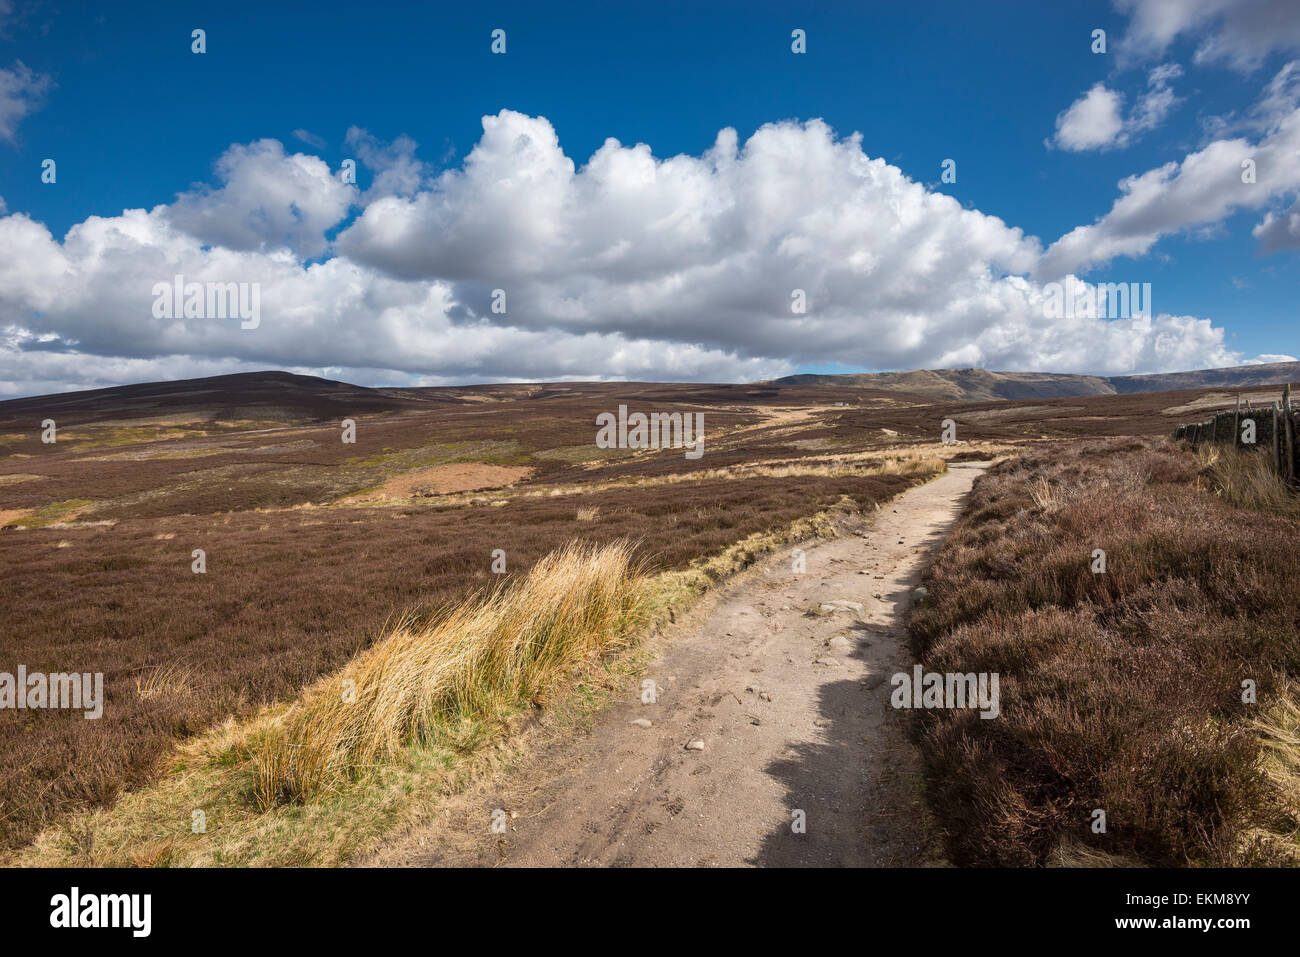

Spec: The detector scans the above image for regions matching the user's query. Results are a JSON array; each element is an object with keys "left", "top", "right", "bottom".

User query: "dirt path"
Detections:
[{"left": 366, "top": 463, "right": 987, "bottom": 867}]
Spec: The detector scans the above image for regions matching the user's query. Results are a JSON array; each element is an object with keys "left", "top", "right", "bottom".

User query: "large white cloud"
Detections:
[{"left": 0, "top": 109, "right": 1253, "bottom": 397}]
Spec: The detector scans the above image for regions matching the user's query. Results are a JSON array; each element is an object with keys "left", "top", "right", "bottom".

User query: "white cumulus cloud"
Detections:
[
  {"left": 1052, "top": 65, "right": 1183, "bottom": 151},
  {"left": 0, "top": 110, "right": 1253, "bottom": 396},
  {"left": 165, "top": 139, "right": 356, "bottom": 259}
]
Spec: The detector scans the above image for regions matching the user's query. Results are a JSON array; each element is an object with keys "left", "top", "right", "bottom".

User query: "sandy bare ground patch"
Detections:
[
  {"left": 364, "top": 463, "right": 987, "bottom": 868},
  {"left": 346, "top": 463, "right": 534, "bottom": 502},
  {"left": 0, "top": 507, "right": 33, "bottom": 527}
]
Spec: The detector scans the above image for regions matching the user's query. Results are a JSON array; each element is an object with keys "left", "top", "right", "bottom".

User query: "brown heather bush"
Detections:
[{"left": 907, "top": 437, "right": 1300, "bottom": 866}]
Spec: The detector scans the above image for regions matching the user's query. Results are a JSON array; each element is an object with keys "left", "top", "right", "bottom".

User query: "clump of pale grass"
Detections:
[
  {"left": 896, "top": 455, "right": 948, "bottom": 475},
  {"left": 1047, "top": 837, "right": 1143, "bottom": 868},
  {"left": 576, "top": 505, "right": 600, "bottom": 521},
  {"left": 135, "top": 663, "right": 195, "bottom": 701},
  {"left": 254, "top": 540, "right": 645, "bottom": 808},
  {"left": 1253, "top": 691, "right": 1300, "bottom": 821},
  {"left": 1028, "top": 476, "right": 1057, "bottom": 511},
  {"left": 1199, "top": 444, "right": 1298, "bottom": 516},
  {"left": 1241, "top": 689, "right": 1300, "bottom": 863}
]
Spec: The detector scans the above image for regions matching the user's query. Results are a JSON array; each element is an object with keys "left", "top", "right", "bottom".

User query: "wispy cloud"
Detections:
[
  {"left": 0, "top": 60, "right": 52, "bottom": 144},
  {"left": 1116, "top": 0, "right": 1300, "bottom": 71},
  {"left": 292, "top": 128, "right": 327, "bottom": 150}
]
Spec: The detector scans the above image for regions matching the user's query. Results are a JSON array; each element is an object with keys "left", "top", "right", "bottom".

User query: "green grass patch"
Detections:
[{"left": 10, "top": 498, "right": 97, "bottom": 528}]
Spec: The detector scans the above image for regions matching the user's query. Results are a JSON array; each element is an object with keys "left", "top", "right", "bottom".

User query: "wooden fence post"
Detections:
[
  {"left": 1273, "top": 403, "right": 1282, "bottom": 476},
  {"left": 1286, "top": 385, "right": 1296, "bottom": 487}
]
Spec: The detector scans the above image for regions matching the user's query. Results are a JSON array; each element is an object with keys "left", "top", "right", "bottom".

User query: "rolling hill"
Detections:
[{"left": 772, "top": 360, "right": 1300, "bottom": 402}]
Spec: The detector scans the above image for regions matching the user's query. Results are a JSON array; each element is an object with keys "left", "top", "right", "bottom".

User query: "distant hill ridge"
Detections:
[
  {"left": 5, "top": 360, "right": 1300, "bottom": 418},
  {"left": 770, "top": 361, "right": 1300, "bottom": 402}
]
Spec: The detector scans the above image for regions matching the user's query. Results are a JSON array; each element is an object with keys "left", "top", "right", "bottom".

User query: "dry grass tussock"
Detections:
[
  {"left": 252, "top": 540, "right": 646, "bottom": 808},
  {"left": 134, "top": 663, "right": 196, "bottom": 702},
  {"left": 1196, "top": 443, "right": 1300, "bottom": 518},
  {"left": 1247, "top": 689, "right": 1300, "bottom": 860}
]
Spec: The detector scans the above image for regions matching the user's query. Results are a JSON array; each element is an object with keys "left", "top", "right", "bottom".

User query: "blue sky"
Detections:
[{"left": 1, "top": 0, "right": 1299, "bottom": 395}]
